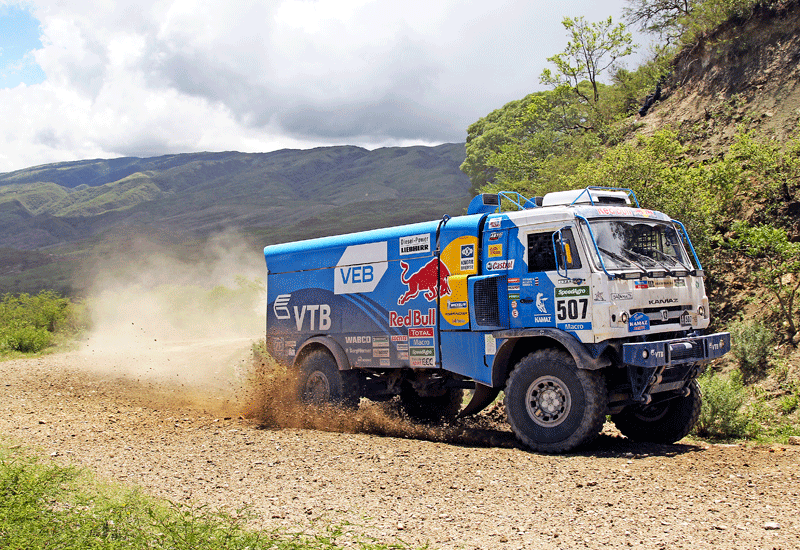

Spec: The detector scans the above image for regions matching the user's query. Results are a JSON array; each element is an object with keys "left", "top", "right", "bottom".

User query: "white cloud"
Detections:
[{"left": 0, "top": 0, "right": 640, "bottom": 172}]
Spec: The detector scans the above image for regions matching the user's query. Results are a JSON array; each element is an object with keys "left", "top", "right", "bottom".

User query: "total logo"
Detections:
[
  {"left": 273, "top": 294, "right": 331, "bottom": 331},
  {"left": 397, "top": 258, "right": 451, "bottom": 306}
]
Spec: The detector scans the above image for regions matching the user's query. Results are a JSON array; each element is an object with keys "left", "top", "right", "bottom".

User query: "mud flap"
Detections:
[{"left": 459, "top": 382, "right": 501, "bottom": 417}]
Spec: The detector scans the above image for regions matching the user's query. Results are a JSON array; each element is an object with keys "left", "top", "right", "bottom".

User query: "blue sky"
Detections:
[
  {"left": 0, "top": 4, "right": 45, "bottom": 88},
  {"left": 0, "top": 0, "right": 649, "bottom": 173}
]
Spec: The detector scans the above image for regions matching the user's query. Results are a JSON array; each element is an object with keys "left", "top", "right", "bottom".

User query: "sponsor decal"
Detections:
[
  {"left": 555, "top": 286, "right": 590, "bottom": 298},
  {"left": 488, "top": 244, "right": 503, "bottom": 257},
  {"left": 398, "top": 352, "right": 409, "bottom": 361},
  {"left": 409, "top": 328, "right": 435, "bottom": 367},
  {"left": 508, "top": 285, "right": 520, "bottom": 291},
  {"left": 595, "top": 207, "right": 657, "bottom": 218},
  {"left": 273, "top": 294, "right": 291, "bottom": 319},
  {"left": 335, "top": 241, "right": 388, "bottom": 295},
  {"left": 635, "top": 280, "right": 649, "bottom": 289},
  {"left": 512, "top": 309, "right": 519, "bottom": 318},
  {"left": 680, "top": 310, "right": 693, "bottom": 327},
  {"left": 398, "top": 258, "right": 451, "bottom": 305},
  {"left": 649, "top": 298, "right": 678, "bottom": 305},
  {"left": 558, "top": 322, "right": 592, "bottom": 331},
  {"left": 508, "top": 293, "right": 520, "bottom": 300},
  {"left": 508, "top": 278, "right": 520, "bottom": 284},
  {"left": 345, "top": 335, "right": 372, "bottom": 344},
  {"left": 355, "top": 356, "right": 373, "bottom": 365},
  {"left": 594, "top": 291, "right": 605, "bottom": 301},
  {"left": 395, "top": 343, "right": 408, "bottom": 351},
  {"left": 511, "top": 300, "right": 517, "bottom": 309},
  {"left": 293, "top": 304, "right": 331, "bottom": 331},
  {"left": 380, "top": 358, "right": 391, "bottom": 366},
  {"left": 648, "top": 278, "right": 675, "bottom": 289},
  {"left": 484, "top": 334, "right": 497, "bottom": 355},
  {"left": 449, "top": 300, "right": 468, "bottom": 310},
  {"left": 488, "top": 218, "right": 502, "bottom": 229},
  {"left": 373, "top": 348, "right": 390, "bottom": 358},
  {"left": 399, "top": 234, "right": 431, "bottom": 255},
  {"left": 675, "top": 278, "right": 687, "bottom": 288},
  {"left": 534, "top": 315, "right": 553, "bottom": 324},
  {"left": 628, "top": 312, "right": 650, "bottom": 332},
  {"left": 535, "top": 292, "right": 549, "bottom": 314},
  {"left": 486, "top": 259, "right": 514, "bottom": 271},
  {"left": 489, "top": 231, "right": 503, "bottom": 241},
  {"left": 390, "top": 334, "right": 408, "bottom": 342},
  {"left": 347, "top": 347, "right": 372, "bottom": 354},
  {"left": 611, "top": 292, "right": 633, "bottom": 301},
  {"left": 372, "top": 336, "right": 389, "bottom": 347},
  {"left": 460, "top": 243, "right": 475, "bottom": 271},
  {"left": 389, "top": 308, "right": 437, "bottom": 328}
]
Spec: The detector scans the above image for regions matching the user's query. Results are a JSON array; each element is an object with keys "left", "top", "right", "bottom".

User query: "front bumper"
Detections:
[{"left": 622, "top": 332, "right": 731, "bottom": 368}]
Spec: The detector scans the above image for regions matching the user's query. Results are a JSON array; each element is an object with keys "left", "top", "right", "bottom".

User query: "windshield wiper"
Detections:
[{"left": 598, "top": 247, "right": 646, "bottom": 274}]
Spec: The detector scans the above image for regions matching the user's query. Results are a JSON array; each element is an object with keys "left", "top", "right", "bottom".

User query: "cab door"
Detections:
[{"left": 507, "top": 226, "right": 592, "bottom": 332}]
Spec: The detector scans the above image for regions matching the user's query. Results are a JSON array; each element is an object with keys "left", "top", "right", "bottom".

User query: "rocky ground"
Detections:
[{"left": 1, "top": 340, "right": 799, "bottom": 550}]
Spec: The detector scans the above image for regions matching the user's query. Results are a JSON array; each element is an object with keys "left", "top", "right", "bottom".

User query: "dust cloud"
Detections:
[
  {"left": 72, "top": 231, "right": 511, "bottom": 447},
  {"left": 73, "top": 231, "right": 266, "bottom": 412}
]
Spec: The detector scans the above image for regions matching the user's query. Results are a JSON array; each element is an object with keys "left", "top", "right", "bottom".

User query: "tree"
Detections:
[
  {"left": 623, "top": 0, "right": 694, "bottom": 40},
  {"left": 732, "top": 222, "right": 800, "bottom": 345},
  {"left": 540, "top": 16, "right": 634, "bottom": 107}
]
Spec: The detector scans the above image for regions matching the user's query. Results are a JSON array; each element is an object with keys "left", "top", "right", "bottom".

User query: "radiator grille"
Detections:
[{"left": 474, "top": 276, "right": 503, "bottom": 327}]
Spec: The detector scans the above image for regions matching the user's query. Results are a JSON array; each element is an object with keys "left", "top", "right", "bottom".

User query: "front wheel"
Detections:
[
  {"left": 504, "top": 349, "right": 607, "bottom": 453},
  {"left": 612, "top": 379, "right": 701, "bottom": 443},
  {"left": 296, "top": 349, "right": 359, "bottom": 408}
]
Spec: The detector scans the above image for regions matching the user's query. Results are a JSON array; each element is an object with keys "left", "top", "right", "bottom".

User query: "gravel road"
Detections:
[{"left": 1, "top": 341, "right": 798, "bottom": 550}]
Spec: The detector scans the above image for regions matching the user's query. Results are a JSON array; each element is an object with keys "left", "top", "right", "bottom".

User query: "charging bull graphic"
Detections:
[{"left": 397, "top": 258, "right": 452, "bottom": 305}]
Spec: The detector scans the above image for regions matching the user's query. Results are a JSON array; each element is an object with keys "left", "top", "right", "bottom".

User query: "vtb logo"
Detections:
[{"left": 397, "top": 258, "right": 451, "bottom": 306}]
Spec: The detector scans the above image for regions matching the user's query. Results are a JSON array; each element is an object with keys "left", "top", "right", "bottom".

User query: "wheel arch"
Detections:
[
  {"left": 295, "top": 336, "right": 352, "bottom": 371},
  {"left": 490, "top": 330, "right": 611, "bottom": 388}
]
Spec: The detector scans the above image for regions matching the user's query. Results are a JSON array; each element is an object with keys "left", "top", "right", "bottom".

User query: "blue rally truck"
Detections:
[{"left": 263, "top": 187, "right": 730, "bottom": 452}]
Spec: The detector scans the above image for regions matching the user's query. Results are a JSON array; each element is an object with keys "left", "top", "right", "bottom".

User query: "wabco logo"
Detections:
[{"left": 397, "top": 259, "right": 451, "bottom": 306}]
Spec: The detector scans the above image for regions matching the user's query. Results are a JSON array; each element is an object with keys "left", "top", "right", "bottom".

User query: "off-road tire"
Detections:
[
  {"left": 612, "top": 379, "right": 701, "bottom": 444},
  {"left": 504, "top": 349, "right": 607, "bottom": 453},
  {"left": 296, "top": 349, "right": 359, "bottom": 408},
  {"left": 400, "top": 387, "right": 464, "bottom": 423}
]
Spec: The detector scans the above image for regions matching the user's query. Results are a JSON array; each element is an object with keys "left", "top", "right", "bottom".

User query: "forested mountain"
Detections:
[{"left": 0, "top": 143, "right": 470, "bottom": 293}]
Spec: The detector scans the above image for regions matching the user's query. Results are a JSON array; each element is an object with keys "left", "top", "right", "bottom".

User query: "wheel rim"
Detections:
[
  {"left": 303, "top": 370, "right": 331, "bottom": 403},
  {"left": 525, "top": 375, "right": 572, "bottom": 427},
  {"left": 633, "top": 402, "right": 670, "bottom": 422}
]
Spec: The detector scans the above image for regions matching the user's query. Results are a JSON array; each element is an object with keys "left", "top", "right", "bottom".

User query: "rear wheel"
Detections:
[
  {"left": 400, "top": 387, "right": 464, "bottom": 423},
  {"left": 612, "top": 379, "right": 701, "bottom": 443},
  {"left": 296, "top": 349, "right": 359, "bottom": 408},
  {"left": 504, "top": 349, "right": 607, "bottom": 453}
]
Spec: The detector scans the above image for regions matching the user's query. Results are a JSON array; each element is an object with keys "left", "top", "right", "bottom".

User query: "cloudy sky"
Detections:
[{"left": 0, "top": 0, "right": 645, "bottom": 173}]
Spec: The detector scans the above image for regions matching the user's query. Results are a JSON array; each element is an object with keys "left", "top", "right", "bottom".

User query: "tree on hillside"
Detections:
[
  {"left": 540, "top": 16, "right": 634, "bottom": 108},
  {"left": 623, "top": 0, "right": 694, "bottom": 39}
]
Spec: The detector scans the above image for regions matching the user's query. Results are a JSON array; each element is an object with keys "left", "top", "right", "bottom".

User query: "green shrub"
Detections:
[
  {"left": 694, "top": 368, "right": 752, "bottom": 439},
  {"left": 779, "top": 393, "right": 799, "bottom": 415},
  {"left": 0, "top": 323, "right": 53, "bottom": 353},
  {"left": 728, "top": 319, "right": 774, "bottom": 377}
]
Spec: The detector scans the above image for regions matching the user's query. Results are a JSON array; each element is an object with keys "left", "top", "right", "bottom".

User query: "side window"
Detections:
[{"left": 527, "top": 230, "right": 582, "bottom": 273}]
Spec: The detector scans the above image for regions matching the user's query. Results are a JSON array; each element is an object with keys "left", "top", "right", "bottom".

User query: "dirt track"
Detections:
[{"left": 1, "top": 343, "right": 799, "bottom": 550}]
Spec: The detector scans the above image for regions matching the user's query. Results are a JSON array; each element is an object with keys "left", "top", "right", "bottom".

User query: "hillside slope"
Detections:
[
  {"left": 0, "top": 143, "right": 471, "bottom": 251},
  {"left": 638, "top": 1, "right": 800, "bottom": 157}
]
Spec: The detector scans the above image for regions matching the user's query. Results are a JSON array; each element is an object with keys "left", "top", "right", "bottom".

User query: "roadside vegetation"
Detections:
[
  {"left": 463, "top": 0, "right": 800, "bottom": 443},
  {"left": 0, "top": 444, "right": 415, "bottom": 550}
]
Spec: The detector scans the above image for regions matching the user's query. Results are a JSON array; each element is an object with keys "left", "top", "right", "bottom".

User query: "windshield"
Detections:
[{"left": 582, "top": 219, "right": 692, "bottom": 275}]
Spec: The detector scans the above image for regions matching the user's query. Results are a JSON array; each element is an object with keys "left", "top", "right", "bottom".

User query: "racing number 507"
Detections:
[{"left": 556, "top": 298, "right": 589, "bottom": 321}]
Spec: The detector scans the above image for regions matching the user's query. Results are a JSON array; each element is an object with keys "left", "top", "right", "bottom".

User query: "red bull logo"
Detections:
[{"left": 397, "top": 258, "right": 451, "bottom": 306}]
